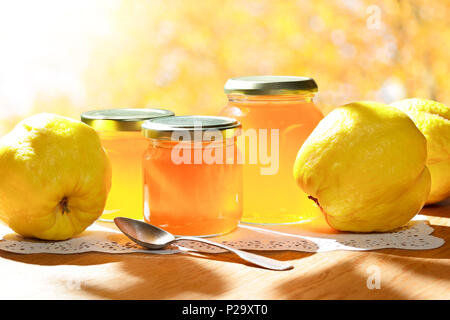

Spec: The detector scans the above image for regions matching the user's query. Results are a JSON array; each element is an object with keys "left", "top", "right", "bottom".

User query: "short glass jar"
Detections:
[
  {"left": 220, "top": 76, "right": 324, "bottom": 224},
  {"left": 141, "top": 115, "right": 242, "bottom": 236},
  {"left": 81, "top": 108, "right": 174, "bottom": 221}
]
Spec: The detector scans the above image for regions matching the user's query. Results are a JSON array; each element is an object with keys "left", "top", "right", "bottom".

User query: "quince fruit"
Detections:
[
  {"left": 293, "top": 101, "right": 431, "bottom": 232},
  {"left": 0, "top": 113, "right": 111, "bottom": 240},
  {"left": 390, "top": 98, "right": 450, "bottom": 204}
]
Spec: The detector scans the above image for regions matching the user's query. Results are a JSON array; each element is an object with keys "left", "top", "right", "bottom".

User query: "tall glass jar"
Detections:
[
  {"left": 81, "top": 108, "right": 174, "bottom": 221},
  {"left": 220, "top": 76, "right": 324, "bottom": 224},
  {"left": 141, "top": 116, "right": 242, "bottom": 236}
]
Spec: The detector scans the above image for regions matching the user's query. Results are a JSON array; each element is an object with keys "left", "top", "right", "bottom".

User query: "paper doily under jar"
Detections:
[{"left": 0, "top": 215, "right": 444, "bottom": 255}]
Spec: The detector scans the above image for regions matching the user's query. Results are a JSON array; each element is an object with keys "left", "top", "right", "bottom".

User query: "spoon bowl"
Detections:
[
  {"left": 114, "top": 217, "right": 175, "bottom": 250},
  {"left": 114, "top": 217, "right": 293, "bottom": 271}
]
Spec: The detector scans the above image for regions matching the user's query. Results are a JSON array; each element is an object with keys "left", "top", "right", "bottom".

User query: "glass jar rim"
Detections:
[
  {"left": 142, "top": 115, "right": 241, "bottom": 141},
  {"left": 81, "top": 108, "right": 174, "bottom": 131},
  {"left": 224, "top": 76, "right": 318, "bottom": 95}
]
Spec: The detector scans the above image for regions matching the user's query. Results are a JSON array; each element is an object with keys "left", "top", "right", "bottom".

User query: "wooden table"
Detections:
[{"left": 1, "top": 200, "right": 449, "bottom": 300}]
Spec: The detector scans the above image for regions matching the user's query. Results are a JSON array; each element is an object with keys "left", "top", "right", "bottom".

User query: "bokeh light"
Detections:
[{"left": 1, "top": 0, "right": 449, "bottom": 135}]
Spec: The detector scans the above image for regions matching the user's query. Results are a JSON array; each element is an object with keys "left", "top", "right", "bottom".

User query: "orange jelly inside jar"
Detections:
[
  {"left": 220, "top": 76, "right": 324, "bottom": 224},
  {"left": 141, "top": 116, "right": 243, "bottom": 236},
  {"left": 81, "top": 108, "right": 174, "bottom": 221}
]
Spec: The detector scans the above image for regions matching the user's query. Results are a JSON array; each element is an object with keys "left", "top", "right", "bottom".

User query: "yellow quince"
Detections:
[
  {"left": 293, "top": 101, "right": 431, "bottom": 232},
  {"left": 0, "top": 113, "right": 111, "bottom": 240},
  {"left": 390, "top": 98, "right": 450, "bottom": 204}
]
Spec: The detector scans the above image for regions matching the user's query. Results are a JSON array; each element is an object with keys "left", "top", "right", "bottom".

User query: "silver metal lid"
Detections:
[
  {"left": 224, "top": 76, "right": 318, "bottom": 95},
  {"left": 142, "top": 115, "right": 241, "bottom": 140},
  {"left": 81, "top": 108, "right": 174, "bottom": 131}
]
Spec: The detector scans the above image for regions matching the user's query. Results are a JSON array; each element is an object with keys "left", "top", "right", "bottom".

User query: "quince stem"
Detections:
[
  {"left": 60, "top": 197, "right": 70, "bottom": 214},
  {"left": 308, "top": 195, "right": 322, "bottom": 209}
]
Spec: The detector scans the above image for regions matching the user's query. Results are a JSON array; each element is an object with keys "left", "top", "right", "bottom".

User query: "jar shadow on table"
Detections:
[
  {"left": 276, "top": 253, "right": 450, "bottom": 300},
  {"left": 274, "top": 259, "right": 411, "bottom": 300},
  {"left": 77, "top": 246, "right": 314, "bottom": 299},
  {"left": 0, "top": 233, "right": 229, "bottom": 299},
  {"left": 0, "top": 247, "right": 228, "bottom": 299},
  {"left": 79, "top": 254, "right": 229, "bottom": 299}
]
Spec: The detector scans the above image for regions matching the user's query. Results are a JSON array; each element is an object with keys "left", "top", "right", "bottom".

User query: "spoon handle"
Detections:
[{"left": 174, "top": 236, "right": 293, "bottom": 271}]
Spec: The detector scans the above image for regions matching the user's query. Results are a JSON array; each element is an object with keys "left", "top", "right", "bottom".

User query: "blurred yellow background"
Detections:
[{"left": 1, "top": 0, "right": 449, "bottom": 136}]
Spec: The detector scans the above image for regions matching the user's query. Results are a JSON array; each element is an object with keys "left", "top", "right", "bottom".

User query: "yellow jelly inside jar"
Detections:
[
  {"left": 220, "top": 76, "right": 324, "bottom": 224},
  {"left": 141, "top": 115, "right": 243, "bottom": 237},
  {"left": 81, "top": 108, "right": 174, "bottom": 221}
]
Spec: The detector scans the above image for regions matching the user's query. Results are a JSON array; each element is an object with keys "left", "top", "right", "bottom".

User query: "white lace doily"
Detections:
[{"left": 0, "top": 215, "right": 444, "bottom": 255}]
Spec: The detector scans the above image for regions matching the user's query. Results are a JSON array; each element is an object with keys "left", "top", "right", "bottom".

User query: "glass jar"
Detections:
[
  {"left": 220, "top": 76, "right": 324, "bottom": 224},
  {"left": 141, "top": 115, "right": 242, "bottom": 237},
  {"left": 81, "top": 108, "right": 174, "bottom": 221}
]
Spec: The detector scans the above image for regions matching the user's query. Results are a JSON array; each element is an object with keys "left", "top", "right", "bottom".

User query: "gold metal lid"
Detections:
[
  {"left": 142, "top": 115, "right": 241, "bottom": 141},
  {"left": 224, "top": 76, "right": 318, "bottom": 95},
  {"left": 81, "top": 108, "right": 174, "bottom": 131}
]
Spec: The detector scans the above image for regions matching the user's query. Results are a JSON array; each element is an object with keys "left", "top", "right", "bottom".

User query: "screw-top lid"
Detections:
[
  {"left": 224, "top": 76, "right": 318, "bottom": 95},
  {"left": 81, "top": 108, "right": 175, "bottom": 131},
  {"left": 142, "top": 115, "right": 241, "bottom": 140}
]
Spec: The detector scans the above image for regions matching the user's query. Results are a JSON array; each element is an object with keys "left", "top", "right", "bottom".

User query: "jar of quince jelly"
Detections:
[
  {"left": 141, "top": 116, "right": 243, "bottom": 237},
  {"left": 220, "top": 76, "right": 324, "bottom": 224},
  {"left": 81, "top": 108, "right": 174, "bottom": 221}
]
